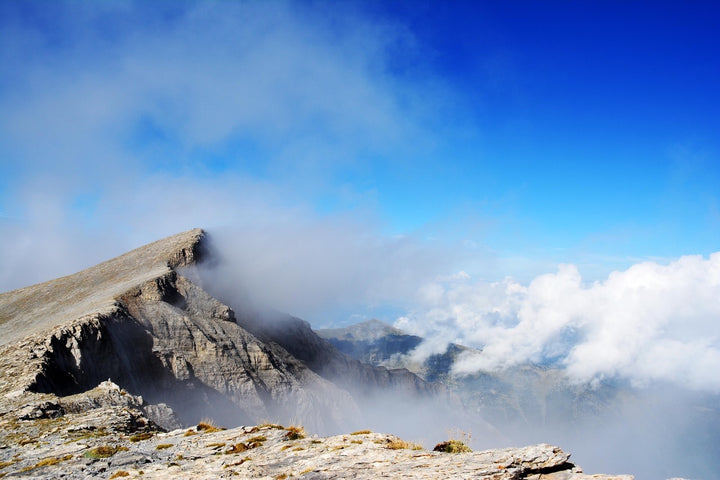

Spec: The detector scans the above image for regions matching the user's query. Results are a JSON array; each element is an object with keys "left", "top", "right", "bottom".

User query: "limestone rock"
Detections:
[
  {"left": 0, "top": 229, "right": 357, "bottom": 433},
  {"left": 0, "top": 415, "right": 633, "bottom": 479}
]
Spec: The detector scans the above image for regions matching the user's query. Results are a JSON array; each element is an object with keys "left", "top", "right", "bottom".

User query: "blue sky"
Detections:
[{"left": 1, "top": 1, "right": 719, "bottom": 324}]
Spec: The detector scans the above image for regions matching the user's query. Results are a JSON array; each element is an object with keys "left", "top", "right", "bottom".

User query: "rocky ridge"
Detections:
[
  {"left": 0, "top": 229, "right": 356, "bottom": 432},
  {"left": 0, "top": 382, "right": 631, "bottom": 479}
]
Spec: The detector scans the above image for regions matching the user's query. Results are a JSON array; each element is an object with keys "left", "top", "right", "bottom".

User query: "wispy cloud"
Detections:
[{"left": 0, "top": 1, "right": 456, "bottom": 302}]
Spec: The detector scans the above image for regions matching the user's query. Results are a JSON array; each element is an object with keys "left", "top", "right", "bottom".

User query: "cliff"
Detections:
[{"left": 0, "top": 229, "right": 355, "bottom": 432}]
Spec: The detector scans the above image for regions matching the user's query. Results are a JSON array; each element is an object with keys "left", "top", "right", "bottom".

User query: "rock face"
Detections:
[
  {"left": 240, "top": 313, "right": 440, "bottom": 399},
  {"left": 0, "top": 229, "right": 355, "bottom": 433}
]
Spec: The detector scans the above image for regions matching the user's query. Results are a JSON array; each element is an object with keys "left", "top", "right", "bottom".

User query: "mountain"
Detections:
[
  {"left": 318, "top": 319, "right": 623, "bottom": 427},
  {"left": 0, "top": 229, "right": 634, "bottom": 479},
  {"left": 0, "top": 229, "right": 355, "bottom": 432},
  {"left": 317, "top": 319, "right": 475, "bottom": 383},
  {"left": 239, "top": 314, "right": 439, "bottom": 399},
  {"left": 317, "top": 319, "right": 424, "bottom": 365}
]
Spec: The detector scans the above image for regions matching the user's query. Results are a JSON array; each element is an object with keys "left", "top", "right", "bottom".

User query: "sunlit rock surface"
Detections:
[{"left": 0, "top": 412, "right": 633, "bottom": 479}]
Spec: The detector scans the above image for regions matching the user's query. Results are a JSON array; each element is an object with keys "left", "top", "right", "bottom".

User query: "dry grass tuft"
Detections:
[
  {"left": 351, "top": 430, "right": 372, "bottom": 435},
  {"left": 385, "top": 438, "right": 423, "bottom": 451},
  {"left": 225, "top": 443, "right": 249, "bottom": 454},
  {"left": 84, "top": 445, "right": 128, "bottom": 459},
  {"left": 283, "top": 425, "right": 305, "bottom": 440},
  {"left": 433, "top": 440, "right": 472, "bottom": 453},
  {"left": 156, "top": 443, "right": 173, "bottom": 450},
  {"left": 109, "top": 471, "right": 130, "bottom": 479},
  {"left": 20, "top": 454, "right": 73, "bottom": 472},
  {"left": 197, "top": 420, "right": 225, "bottom": 433},
  {"left": 129, "top": 432, "right": 154, "bottom": 442}
]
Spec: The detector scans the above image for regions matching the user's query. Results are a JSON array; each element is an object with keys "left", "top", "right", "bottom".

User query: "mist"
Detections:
[
  {"left": 187, "top": 231, "right": 720, "bottom": 480},
  {"left": 2, "top": 2, "right": 718, "bottom": 479}
]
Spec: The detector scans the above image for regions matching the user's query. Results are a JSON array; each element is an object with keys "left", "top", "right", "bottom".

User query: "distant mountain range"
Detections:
[{"left": 318, "top": 319, "right": 622, "bottom": 428}]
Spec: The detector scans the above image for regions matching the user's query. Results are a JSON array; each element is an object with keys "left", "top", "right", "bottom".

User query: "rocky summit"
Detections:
[{"left": 0, "top": 229, "right": 633, "bottom": 478}]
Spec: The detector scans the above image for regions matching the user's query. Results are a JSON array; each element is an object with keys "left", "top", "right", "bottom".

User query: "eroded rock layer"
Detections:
[{"left": 0, "top": 229, "right": 355, "bottom": 432}]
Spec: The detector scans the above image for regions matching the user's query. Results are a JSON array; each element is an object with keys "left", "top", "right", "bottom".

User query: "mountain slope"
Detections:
[
  {"left": 317, "top": 319, "right": 476, "bottom": 382},
  {"left": 317, "top": 319, "right": 623, "bottom": 428},
  {"left": 0, "top": 229, "right": 355, "bottom": 432},
  {"left": 239, "top": 313, "right": 440, "bottom": 399}
]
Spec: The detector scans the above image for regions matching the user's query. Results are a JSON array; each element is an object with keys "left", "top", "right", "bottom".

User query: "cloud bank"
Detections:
[{"left": 396, "top": 253, "right": 720, "bottom": 391}]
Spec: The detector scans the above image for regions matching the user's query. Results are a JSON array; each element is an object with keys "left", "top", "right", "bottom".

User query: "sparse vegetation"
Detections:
[
  {"left": 84, "top": 445, "right": 128, "bottom": 459},
  {"left": 310, "top": 440, "right": 322, "bottom": 444},
  {"left": 109, "top": 471, "right": 130, "bottom": 479},
  {"left": 0, "top": 461, "right": 15, "bottom": 469},
  {"left": 225, "top": 437, "right": 265, "bottom": 455},
  {"left": 385, "top": 438, "right": 423, "bottom": 451},
  {"left": 129, "top": 432, "right": 154, "bottom": 442},
  {"left": 19, "top": 454, "right": 73, "bottom": 472},
  {"left": 206, "top": 442, "right": 226, "bottom": 449},
  {"left": 225, "top": 443, "right": 248, "bottom": 454},
  {"left": 156, "top": 443, "right": 173, "bottom": 450},
  {"left": 351, "top": 430, "right": 372, "bottom": 435},
  {"left": 432, "top": 440, "right": 472, "bottom": 453},
  {"left": 284, "top": 425, "right": 305, "bottom": 440},
  {"left": 351, "top": 439, "right": 362, "bottom": 444},
  {"left": 275, "top": 474, "right": 288, "bottom": 480},
  {"left": 197, "top": 420, "right": 225, "bottom": 433},
  {"left": 65, "top": 426, "right": 109, "bottom": 443}
]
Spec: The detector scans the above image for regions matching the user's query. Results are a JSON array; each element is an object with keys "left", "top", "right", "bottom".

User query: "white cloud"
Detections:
[{"left": 399, "top": 254, "right": 720, "bottom": 391}]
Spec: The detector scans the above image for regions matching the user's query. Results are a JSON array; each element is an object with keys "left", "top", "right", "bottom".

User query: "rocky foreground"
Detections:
[{"left": 0, "top": 382, "right": 630, "bottom": 480}]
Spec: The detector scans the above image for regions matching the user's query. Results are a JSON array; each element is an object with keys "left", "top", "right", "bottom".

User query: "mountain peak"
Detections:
[
  {"left": 318, "top": 318, "right": 410, "bottom": 342},
  {"left": 0, "top": 228, "right": 205, "bottom": 346}
]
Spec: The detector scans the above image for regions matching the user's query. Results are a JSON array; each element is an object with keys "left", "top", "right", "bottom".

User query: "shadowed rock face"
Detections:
[
  {"left": 0, "top": 229, "right": 356, "bottom": 433},
  {"left": 239, "top": 312, "right": 441, "bottom": 399}
]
